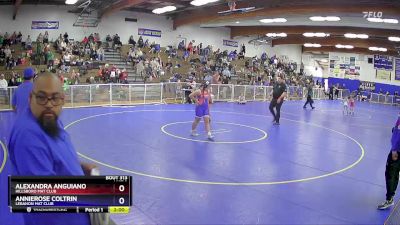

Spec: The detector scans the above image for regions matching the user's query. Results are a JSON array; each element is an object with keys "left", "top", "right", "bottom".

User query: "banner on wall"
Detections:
[
  {"left": 376, "top": 70, "right": 391, "bottom": 80},
  {"left": 374, "top": 55, "right": 393, "bottom": 71},
  {"left": 31, "top": 21, "right": 59, "bottom": 29},
  {"left": 359, "top": 81, "right": 376, "bottom": 91},
  {"left": 138, "top": 28, "right": 161, "bottom": 37},
  {"left": 329, "top": 54, "right": 360, "bottom": 79},
  {"left": 395, "top": 58, "right": 400, "bottom": 81},
  {"left": 223, "top": 40, "right": 239, "bottom": 47}
]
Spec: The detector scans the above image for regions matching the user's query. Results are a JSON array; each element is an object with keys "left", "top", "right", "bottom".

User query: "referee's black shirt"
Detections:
[{"left": 272, "top": 83, "right": 287, "bottom": 99}]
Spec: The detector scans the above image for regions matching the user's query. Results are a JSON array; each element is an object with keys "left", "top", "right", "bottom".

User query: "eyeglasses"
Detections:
[{"left": 32, "top": 91, "right": 64, "bottom": 106}]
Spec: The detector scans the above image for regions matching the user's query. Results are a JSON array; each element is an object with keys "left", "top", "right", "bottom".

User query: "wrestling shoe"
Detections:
[{"left": 378, "top": 198, "right": 394, "bottom": 210}]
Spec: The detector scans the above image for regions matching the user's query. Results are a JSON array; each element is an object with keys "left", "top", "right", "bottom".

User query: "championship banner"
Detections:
[
  {"left": 395, "top": 58, "right": 400, "bottom": 81},
  {"left": 138, "top": 28, "right": 161, "bottom": 37},
  {"left": 9, "top": 176, "right": 132, "bottom": 213},
  {"left": 374, "top": 55, "right": 393, "bottom": 71},
  {"left": 31, "top": 21, "right": 59, "bottom": 30},
  {"left": 376, "top": 70, "right": 391, "bottom": 80},
  {"left": 223, "top": 39, "right": 239, "bottom": 47}
]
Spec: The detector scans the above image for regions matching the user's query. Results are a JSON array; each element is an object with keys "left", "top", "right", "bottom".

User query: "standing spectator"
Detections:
[
  {"left": 12, "top": 67, "right": 35, "bottom": 114},
  {"left": 0, "top": 74, "right": 8, "bottom": 104},
  {"left": 329, "top": 85, "right": 334, "bottom": 100},
  {"left": 43, "top": 31, "right": 49, "bottom": 44},
  {"left": 303, "top": 83, "right": 315, "bottom": 109}
]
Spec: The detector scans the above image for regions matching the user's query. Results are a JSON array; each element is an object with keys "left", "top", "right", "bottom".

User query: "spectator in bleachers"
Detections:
[
  {"left": 63, "top": 32, "right": 69, "bottom": 44},
  {"left": 128, "top": 35, "right": 136, "bottom": 46},
  {"left": 178, "top": 40, "right": 185, "bottom": 51},
  {"left": 3, "top": 32, "right": 10, "bottom": 46},
  {"left": 82, "top": 36, "right": 89, "bottom": 45},
  {"left": 46, "top": 50, "right": 55, "bottom": 70},
  {"left": 43, "top": 31, "right": 49, "bottom": 44},
  {"left": 8, "top": 74, "right": 17, "bottom": 87},
  {"left": 5, "top": 56, "right": 15, "bottom": 70},
  {"left": 136, "top": 60, "right": 145, "bottom": 78},
  {"left": 120, "top": 68, "right": 128, "bottom": 84},
  {"left": 138, "top": 36, "right": 144, "bottom": 48},
  {"left": 97, "top": 47, "right": 104, "bottom": 61},
  {"left": 37, "top": 33, "right": 44, "bottom": 44},
  {"left": 106, "top": 34, "right": 112, "bottom": 48},
  {"left": 0, "top": 74, "right": 8, "bottom": 103},
  {"left": 25, "top": 35, "right": 32, "bottom": 50}
]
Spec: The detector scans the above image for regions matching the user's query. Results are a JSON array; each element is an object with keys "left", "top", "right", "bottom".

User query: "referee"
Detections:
[{"left": 269, "top": 76, "right": 287, "bottom": 125}]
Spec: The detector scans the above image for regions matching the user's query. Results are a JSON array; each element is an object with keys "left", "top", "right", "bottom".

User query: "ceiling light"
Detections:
[
  {"left": 336, "top": 44, "right": 353, "bottom": 49},
  {"left": 309, "top": 16, "right": 325, "bottom": 21},
  {"left": 310, "top": 16, "right": 340, "bottom": 21},
  {"left": 315, "top": 32, "right": 329, "bottom": 37},
  {"left": 357, "top": 34, "right": 369, "bottom": 39},
  {"left": 65, "top": 0, "right": 78, "bottom": 4},
  {"left": 260, "top": 18, "right": 287, "bottom": 23},
  {"left": 369, "top": 47, "right": 387, "bottom": 52},
  {"left": 367, "top": 17, "right": 383, "bottom": 23},
  {"left": 273, "top": 18, "right": 287, "bottom": 23},
  {"left": 266, "top": 33, "right": 287, "bottom": 37},
  {"left": 325, "top": 16, "right": 341, "bottom": 21},
  {"left": 367, "top": 17, "right": 398, "bottom": 24},
  {"left": 369, "top": 47, "right": 379, "bottom": 51},
  {"left": 235, "top": 21, "right": 240, "bottom": 24},
  {"left": 190, "top": 0, "right": 219, "bottom": 6},
  {"left": 344, "top": 33, "right": 357, "bottom": 38},
  {"left": 320, "top": 59, "right": 329, "bottom": 63},
  {"left": 302, "top": 32, "right": 329, "bottom": 37},
  {"left": 303, "top": 33, "right": 313, "bottom": 37},
  {"left": 304, "top": 43, "right": 321, "bottom": 48},
  {"left": 383, "top": 19, "right": 399, "bottom": 24},
  {"left": 344, "top": 33, "right": 369, "bottom": 39},
  {"left": 152, "top": 6, "right": 177, "bottom": 14},
  {"left": 389, "top": 36, "right": 400, "bottom": 42}
]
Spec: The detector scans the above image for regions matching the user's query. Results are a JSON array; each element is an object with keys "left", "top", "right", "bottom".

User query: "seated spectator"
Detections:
[
  {"left": 149, "top": 43, "right": 161, "bottom": 54},
  {"left": 138, "top": 36, "right": 144, "bottom": 48},
  {"left": 3, "top": 32, "right": 10, "bottom": 46},
  {"left": 119, "top": 68, "right": 128, "bottom": 84},
  {"left": 5, "top": 56, "right": 15, "bottom": 70},
  {"left": 178, "top": 40, "right": 185, "bottom": 51},
  {"left": 128, "top": 35, "right": 136, "bottom": 46},
  {"left": 82, "top": 36, "right": 88, "bottom": 44}
]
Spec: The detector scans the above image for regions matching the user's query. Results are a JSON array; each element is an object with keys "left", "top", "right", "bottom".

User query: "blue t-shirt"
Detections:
[
  {"left": 11, "top": 81, "right": 33, "bottom": 114},
  {"left": 8, "top": 109, "right": 90, "bottom": 225}
]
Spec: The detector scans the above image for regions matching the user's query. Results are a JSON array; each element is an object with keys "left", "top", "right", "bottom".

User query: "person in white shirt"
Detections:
[
  {"left": 4, "top": 47, "right": 12, "bottom": 59},
  {"left": 0, "top": 74, "right": 9, "bottom": 104},
  {"left": 25, "top": 35, "right": 32, "bottom": 49}
]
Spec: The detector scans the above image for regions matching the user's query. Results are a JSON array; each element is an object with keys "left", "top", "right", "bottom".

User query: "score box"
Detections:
[{"left": 9, "top": 176, "right": 132, "bottom": 212}]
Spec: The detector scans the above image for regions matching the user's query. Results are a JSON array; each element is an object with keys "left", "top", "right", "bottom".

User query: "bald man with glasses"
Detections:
[{"left": 8, "top": 73, "right": 96, "bottom": 225}]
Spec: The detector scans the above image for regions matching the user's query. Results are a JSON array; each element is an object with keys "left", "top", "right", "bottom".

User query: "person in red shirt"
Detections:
[{"left": 82, "top": 36, "right": 88, "bottom": 44}]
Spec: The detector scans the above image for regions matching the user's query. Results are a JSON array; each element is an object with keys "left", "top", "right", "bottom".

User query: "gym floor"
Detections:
[{"left": 0, "top": 100, "right": 398, "bottom": 224}]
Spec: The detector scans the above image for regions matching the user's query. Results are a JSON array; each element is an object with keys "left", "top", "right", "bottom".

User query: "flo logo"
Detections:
[{"left": 363, "top": 12, "right": 383, "bottom": 18}]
